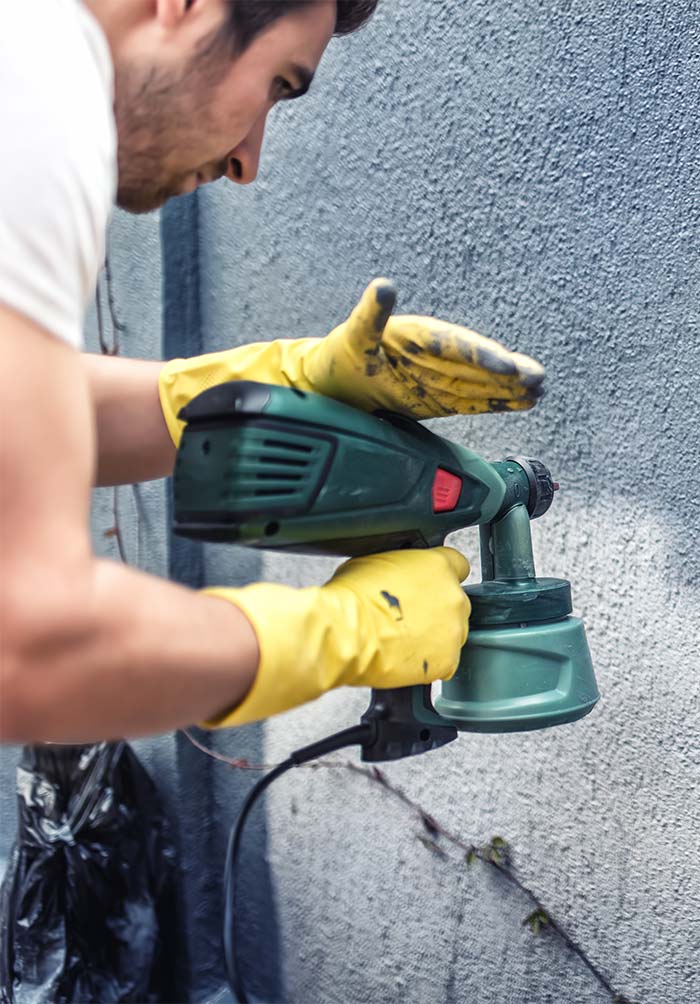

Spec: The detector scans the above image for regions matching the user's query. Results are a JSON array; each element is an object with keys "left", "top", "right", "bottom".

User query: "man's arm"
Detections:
[
  {"left": 1, "top": 306, "right": 259, "bottom": 744},
  {"left": 81, "top": 353, "right": 176, "bottom": 486}
]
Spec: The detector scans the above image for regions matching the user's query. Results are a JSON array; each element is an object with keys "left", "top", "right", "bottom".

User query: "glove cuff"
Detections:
[
  {"left": 158, "top": 356, "right": 188, "bottom": 448},
  {"left": 199, "top": 582, "right": 344, "bottom": 728},
  {"left": 158, "top": 339, "right": 323, "bottom": 448}
]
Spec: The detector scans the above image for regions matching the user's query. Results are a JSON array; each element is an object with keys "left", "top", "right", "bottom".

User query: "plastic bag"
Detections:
[{"left": 0, "top": 742, "right": 179, "bottom": 1004}]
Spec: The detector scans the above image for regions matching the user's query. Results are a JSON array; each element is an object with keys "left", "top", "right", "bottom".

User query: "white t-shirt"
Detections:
[{"left": 0, "top": 0, "right": 116, "bottom": 349}]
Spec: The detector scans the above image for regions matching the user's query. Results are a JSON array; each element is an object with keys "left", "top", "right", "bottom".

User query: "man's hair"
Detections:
[{"left": 223, "top": 1, "right": 379, "bottom": 53}]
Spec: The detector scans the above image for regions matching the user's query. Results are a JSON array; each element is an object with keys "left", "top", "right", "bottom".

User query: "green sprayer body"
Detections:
[{"left": 173, "top": 381, "right": 599, "bottom": 751}]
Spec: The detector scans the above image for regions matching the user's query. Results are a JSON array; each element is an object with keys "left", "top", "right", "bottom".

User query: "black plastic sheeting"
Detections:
[{"left": 0, "top": 742, "right": 180, "bottom": 1003}]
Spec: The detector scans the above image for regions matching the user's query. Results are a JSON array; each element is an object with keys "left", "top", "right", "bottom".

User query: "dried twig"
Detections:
[
  {"left": 96, "top": 252, "right": 130, "bottom": 563},
  {"left": 182, "top": 735, "right": 638, "bottom": 1004}
]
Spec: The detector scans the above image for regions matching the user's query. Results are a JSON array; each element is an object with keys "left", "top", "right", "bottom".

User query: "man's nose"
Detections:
[{"left": 227, "top": 114, "right": 267, "bottom": 185}]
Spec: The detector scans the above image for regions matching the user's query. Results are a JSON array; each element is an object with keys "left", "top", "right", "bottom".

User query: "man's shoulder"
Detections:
[
  {"left": 1, "top": 0, "right": 116, "bottom": 172},
  {"left": 0, "top": 1, "right": 117, "bottom": 350}
]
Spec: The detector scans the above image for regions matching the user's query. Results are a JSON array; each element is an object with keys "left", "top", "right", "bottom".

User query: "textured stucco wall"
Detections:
[
  {"left": 1, "top": 1, "right": 698, "bottom": 1002},
  {"left": 196, "top": 1, "right": 700, "bottom": 1001}
]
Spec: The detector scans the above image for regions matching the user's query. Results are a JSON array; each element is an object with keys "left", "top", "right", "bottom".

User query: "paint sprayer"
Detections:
[{"left": 172, "top": 379, "right": 599, "bottom": 1001}]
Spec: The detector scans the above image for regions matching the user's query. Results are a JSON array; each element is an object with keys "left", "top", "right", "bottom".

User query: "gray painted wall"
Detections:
[{"left": 1, "top": 1, "right": 698, "bottom": 1002}]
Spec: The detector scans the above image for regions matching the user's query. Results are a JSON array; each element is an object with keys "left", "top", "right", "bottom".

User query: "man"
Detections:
[{"left": 0, "top": 0, "right": 544, "bottom": 744}]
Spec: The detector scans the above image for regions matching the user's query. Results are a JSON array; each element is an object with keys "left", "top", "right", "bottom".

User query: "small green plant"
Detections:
[{"left": 523, "top": 908, "right": 550, "bottom": 935}]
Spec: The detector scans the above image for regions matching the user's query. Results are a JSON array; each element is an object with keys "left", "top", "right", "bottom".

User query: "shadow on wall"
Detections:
[{"left": 160, "top": 196, "right": 286, "bottom": 1003}]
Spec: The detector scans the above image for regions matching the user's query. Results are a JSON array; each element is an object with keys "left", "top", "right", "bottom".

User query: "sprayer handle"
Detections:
[{"left": 360, "top": 686, "right": 457, "bottom": 762}]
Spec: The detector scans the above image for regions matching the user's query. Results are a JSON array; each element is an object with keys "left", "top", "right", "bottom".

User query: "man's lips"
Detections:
[
  {"left": 196, "top": 169, "right": 225, "bottom": 185},
  {"left": 178, "top": 170, "right": 225, "bottom": 195}
]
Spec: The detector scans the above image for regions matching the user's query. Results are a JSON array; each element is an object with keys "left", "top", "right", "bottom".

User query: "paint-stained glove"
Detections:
[
  {"left": 301, "top": 278, "right": 546, "bottom": 418},
  {"left": 158, "top": 280, "right": 544, "bottom": 447},
  {"left": 201, "top": 546, "right": 470, "bottom": 728}
]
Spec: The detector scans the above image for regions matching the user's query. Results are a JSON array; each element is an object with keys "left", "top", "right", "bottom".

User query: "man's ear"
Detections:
[{"left": 155, "top": 0, "right": 191, "bottom": 30}]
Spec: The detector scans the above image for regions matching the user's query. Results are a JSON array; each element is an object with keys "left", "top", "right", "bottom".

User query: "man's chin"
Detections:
[{"left": 116, "top": 183, "right": 182, "bottom": 214}]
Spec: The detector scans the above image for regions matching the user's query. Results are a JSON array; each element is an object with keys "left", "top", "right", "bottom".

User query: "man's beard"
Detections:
[
  {"left": 117, "top": 166, "right": 189, "bottom": 214},
  {"left": 112, "top": 40, "right": 226, "bottom": 213}
]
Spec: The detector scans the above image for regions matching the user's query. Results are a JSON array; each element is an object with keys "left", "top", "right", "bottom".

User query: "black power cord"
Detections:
[{"left": 222, "top": 723, "right": 375, "bottom": 1003}]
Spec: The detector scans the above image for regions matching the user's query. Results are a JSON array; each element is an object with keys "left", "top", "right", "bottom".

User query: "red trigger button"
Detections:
[{"left": 432, "top": 468, "right": 462, "bottom": 512}]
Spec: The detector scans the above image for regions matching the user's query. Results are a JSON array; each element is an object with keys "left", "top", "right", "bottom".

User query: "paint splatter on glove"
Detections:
[
  {"left": 302, "top": 278, "right": 545, "bottom": 418},
  {"left": 201, "top": 546, "right": 470, "bottom": 728},
  {"left": 158, "top": 279, "right": 544, "bottom": 447}
]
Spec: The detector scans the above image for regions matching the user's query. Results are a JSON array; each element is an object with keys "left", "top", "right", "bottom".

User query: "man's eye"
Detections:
[{"left": 273, "top": 77, "right": 295, "bottom": 101}]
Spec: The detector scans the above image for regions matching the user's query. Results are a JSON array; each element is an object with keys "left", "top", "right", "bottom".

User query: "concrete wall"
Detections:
[
  {"left": 197, "top": 2, "right": 700, "bottom": 997},
  {"left": 1, "top": 1, "right": 698, "bottom": 1002}
]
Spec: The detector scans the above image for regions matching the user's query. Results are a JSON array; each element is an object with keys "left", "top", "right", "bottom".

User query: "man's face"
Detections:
[{"left": 113, "top": 1, "right": 336, "bottom": 213}]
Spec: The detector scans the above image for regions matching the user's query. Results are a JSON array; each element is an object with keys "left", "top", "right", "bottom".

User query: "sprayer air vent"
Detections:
[
  {"left": 174, "top": 421, "right": 333, "bottom": 520},
  {"left": 263, "top": 438, "right": 313, "bottom": 454},
  {"left": 255, "top": 472, "right": 303, "bottom": 481},
  {"left": 257, "top": 455, "right": 308, "bottom": 467}
]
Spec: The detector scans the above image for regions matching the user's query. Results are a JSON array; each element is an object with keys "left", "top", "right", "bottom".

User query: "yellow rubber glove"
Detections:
[
  {"left": 201, "top": 546, "right": 470, "bottom": 728},
  {"left": 302, "top": 279, "right": 546, "bottom": 418},
  {"left": 158, "top": 279, "right": 545, "bottom": 447}
]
